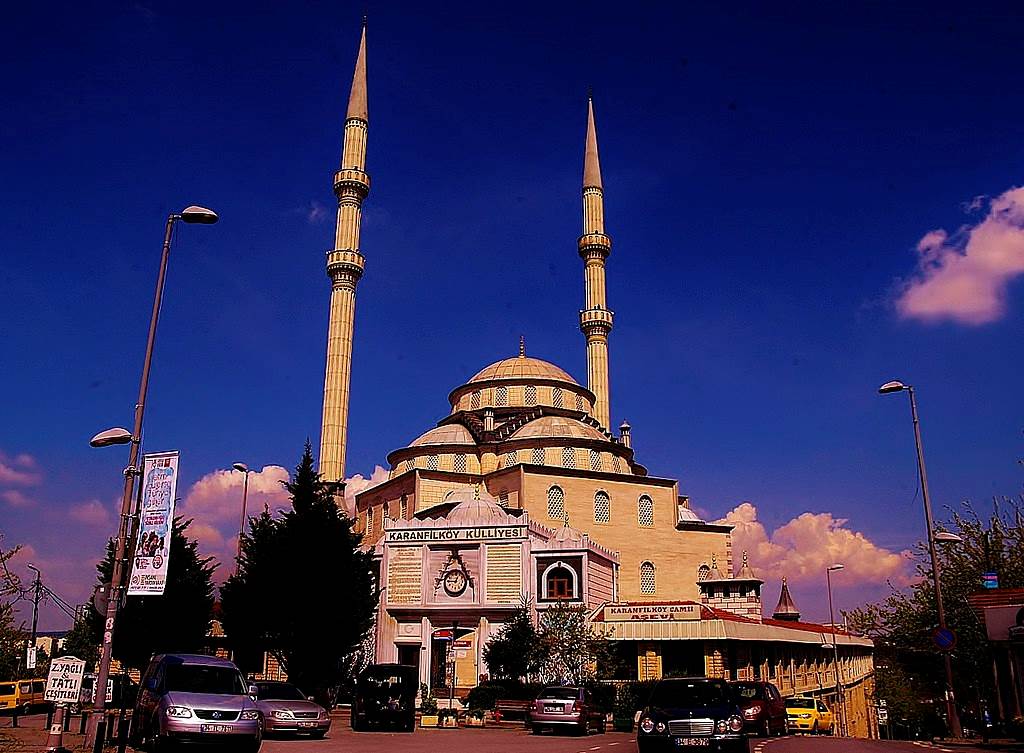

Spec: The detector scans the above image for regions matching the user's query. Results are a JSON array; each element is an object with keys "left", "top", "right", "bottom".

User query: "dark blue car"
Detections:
[{"left": 636, "top": 677, "right": 746, "bottom": 752}]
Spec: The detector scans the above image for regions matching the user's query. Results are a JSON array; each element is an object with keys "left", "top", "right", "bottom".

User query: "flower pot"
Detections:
[
  {"left": 420, "top": 714, "right": 440, "bottom": 727},
  {"left": 442, "top": 715, "right": 459, "bottom": 728},
  {"left": 465, "top": 716, "right": 485, "bottom": 727}
]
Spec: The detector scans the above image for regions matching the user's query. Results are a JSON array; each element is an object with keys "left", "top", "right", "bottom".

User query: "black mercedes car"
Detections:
[
  {"left": 637, "top": 677, "right": 746, "bottom": 752},
  {"left": 350, "top": 663, "right": 417, "bottom": 732}
]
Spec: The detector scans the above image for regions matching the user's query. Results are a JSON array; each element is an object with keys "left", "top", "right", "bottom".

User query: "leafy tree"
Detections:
[
  {"left": 847, "top": 497, "right": 1024, "bottom": 729},
  {"left": 88, "top": 518, "right": 216, "bottom": 671},
  {"left": 62, "top": 618, "right": 100, "bottom": 671},
  {"left": 0, "top": 538, "right": 27, "bottom": 681},
  {"left": 220, "top": 443, "right": 378, "bottom": 701},
  {"left": 536, "top": 601, "right": 614, "bottom": 685},
  {"left": 483, "top": 598, "right": 543, "bottom": 681}
]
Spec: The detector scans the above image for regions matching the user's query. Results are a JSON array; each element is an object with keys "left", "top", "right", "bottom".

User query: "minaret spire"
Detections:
[
  {"left": 578, "top": 95, "right": 613, "bottom": 429},
  {"left": 320, "top": 23, "right": 371, "bottom": 485}
]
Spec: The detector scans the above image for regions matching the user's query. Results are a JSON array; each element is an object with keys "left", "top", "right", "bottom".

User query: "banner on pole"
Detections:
[{"left": 127, "top": 451, "right": 179, "bottom": 596}]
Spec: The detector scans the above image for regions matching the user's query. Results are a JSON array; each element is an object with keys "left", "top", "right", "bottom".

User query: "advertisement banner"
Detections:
[{"left": 127, "top": 451, "right": 179, "bottom": 596}]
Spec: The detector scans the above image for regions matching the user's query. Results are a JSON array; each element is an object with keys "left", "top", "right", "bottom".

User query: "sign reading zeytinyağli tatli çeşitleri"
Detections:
[
  {"left": 44, "top": 656, "right": 86, "bottom": 703},
  {"left": 127, "top": 451, "right": 179, "bottom": 596}
]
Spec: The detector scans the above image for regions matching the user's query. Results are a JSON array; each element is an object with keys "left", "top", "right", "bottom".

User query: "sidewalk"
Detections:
[
  {"left": 931, "top": 739, "right": 1024, "bottom": 751},
  {"left": 1, "top": 713, "right": 87, "bottom": 751}
]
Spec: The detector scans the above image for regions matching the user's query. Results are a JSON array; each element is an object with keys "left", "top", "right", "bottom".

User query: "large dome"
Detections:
[
  {"left": 511, "top": 415, "right": 607, "bottom": 441},
  {"left": 469, "top": 356, "right": 577, "bottom": 385}
]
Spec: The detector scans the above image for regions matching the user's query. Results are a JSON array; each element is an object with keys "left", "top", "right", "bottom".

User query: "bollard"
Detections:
[
  {"left": 11, "top": 703, "right": 18, "bottom": 728},
  {"left": 79, "top": 711, "right": 88, "bottom": 735},
  {"left": 106, "top": 711, "right": 116, "bottom": 743},
  {"left": 45, "top": 706, "right": 54, "bottom": 729},
  {"left": 45, "top": 703, "right": 70, "bottom": 753}
]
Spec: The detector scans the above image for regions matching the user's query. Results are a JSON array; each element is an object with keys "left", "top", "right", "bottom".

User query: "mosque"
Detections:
[{"left": 314, "top": 23, "right": 877, "bottom": 736}]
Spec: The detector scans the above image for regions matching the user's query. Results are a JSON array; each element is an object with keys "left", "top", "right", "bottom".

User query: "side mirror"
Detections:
[
  {"left": 248, "top": 685, "right": 259, "bottom": 698},
  {"left": 308, "top": 695, "right": 315, "bottom": 702}
]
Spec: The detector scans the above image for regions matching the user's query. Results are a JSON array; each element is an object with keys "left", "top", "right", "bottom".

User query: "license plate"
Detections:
[
  {"left": 544, "top": 705, "right": 561, "bottom": 713},
  {"left": 299, "top": 721, "right": 315, "bottom": 728},
  {"left": 674, "top": 739, "right": 710, "bottom": 747},
  {"left": 200, "top": 724, "right": 233, "bottom": 733}
]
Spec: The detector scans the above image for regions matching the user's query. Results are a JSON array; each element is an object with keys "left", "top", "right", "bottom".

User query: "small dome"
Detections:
[
  {"left": 469, "top": 356, "right": 578, "bottom": 385},
  {"left": 409, "top": 423, "right": 476, "bottom": 447},
  {"left": 552, "top": 523, "right": 586, "bottom": 546},
  {"left": 510, "top": 416, "right": 607, "bottom": 442},
  {"left": 445, "top": 488, "right": 516, "bottom": 526},
  {"left": 677, "top": 506, "right": 703, "bottom": 523}
]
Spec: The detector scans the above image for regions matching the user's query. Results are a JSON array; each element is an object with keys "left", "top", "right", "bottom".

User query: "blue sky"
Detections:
[{"left": 3, "top": 1, "right": 1022, "bottom": 629}]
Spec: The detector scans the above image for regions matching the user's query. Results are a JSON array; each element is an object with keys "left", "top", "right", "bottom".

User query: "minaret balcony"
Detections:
[
  {"left": 333, "top": 168, "right": 371, "bottom": 197},
  {"left": 326, "top": 249, "right": 366, "bottom": 281},
  {"left": 579, "top": 307, "right": 614, "bottom": 332},
  {"left": 577, "top": 232, "right": 612, "bottom": 258}
]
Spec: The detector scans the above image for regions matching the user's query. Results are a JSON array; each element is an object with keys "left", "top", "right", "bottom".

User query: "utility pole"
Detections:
[{"left": 28, "top": 564, "right": 41, "bottom": 672}]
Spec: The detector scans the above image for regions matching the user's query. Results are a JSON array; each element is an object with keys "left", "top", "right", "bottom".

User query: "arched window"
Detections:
[
  {"left": 453, "top": 454, "right": 467, "bottom": 473},
  {"left": 638, "top": 495, "right": 654, "bottom": 527},
  {"left": 531, "top": 447, "right": 545, "bottom": 465},
  {"left": 611, "top": 456, "right": 622, "bottom": 473},
  {"left": 400, "top": 494, "right": 408, "bottom": 519},
  {"left": 542, "top": 561, "right": 578, "bottom": 600},
  {"left": 594, "top": 490, "right": 610, "bottom": 523},
  {"left": 496, "top": 386, "right": 508, "bottom": 407},
  {"left": 524, "top": 385, "right": 537, "bottom": 406},
  {"left": 552, "top": 387, "right": 564, "bottom": 408},
  {"left": 640, "top": 561, "right": 656, "bottom": 594},
  {"left": 547, "top": 485, "right": 565, "bottom": 519},
  {"left": 575, "top": 394, "right": 585, "bottom": 412},
  {"left": 502, "top": 451, "right": 516, "bottom": 469},
  {"left": 697, "top": 564, "right": 711, "bottom": 582},
  {"left": 471, "top": 390, "right": 481, "bottom": 409},
  {"left": 589, "top": 449, "right": 602, "bottom": 471},
  {"left": 562, "top": 447, "right": 576, "bottom": 468},
  {"left": 427, "top": 454, "right": 439, "bottom": 471}
]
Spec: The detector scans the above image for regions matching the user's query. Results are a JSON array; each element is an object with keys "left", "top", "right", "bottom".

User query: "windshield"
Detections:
[
  {"left": 256, "top": 683, "right": 305, "bottom": 701},
  {"left": 734, "top": 684, "right": 765, "bottom": 700},
  {"left": 650, "top": 681, "right": 727, "bottom": 707},
  {"left": 788, "top": 698, "right": 815, "bottom": 709},
  {"left": 538, "top": 687, "right": 579, "bottom": 700},
  {"left": 165, "top": 664, "right": 245, "bottom": 695},
  {"left": 0, "top": 683, "right": 15, "bottom": 695}
]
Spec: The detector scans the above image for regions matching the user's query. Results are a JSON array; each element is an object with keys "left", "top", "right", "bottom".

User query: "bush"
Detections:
[
  {"left": 465, "top": 681, "right": 507, "bottom": 711},
  {"left": 419, "top": 683, "right": 438, "bottom": 715}
]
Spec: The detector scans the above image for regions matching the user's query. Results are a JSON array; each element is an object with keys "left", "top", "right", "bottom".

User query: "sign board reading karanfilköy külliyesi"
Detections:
[
  {"left": 128, "top": 451, "right": 179, "bottom": 596},
  {"left": 44, "top": 657, "right": 86, "bottom": 703},
  {"left": 385, "top": 525, "right": 526, "bottom": 543},
  {"left": 605, "top": 603, "right": 702, "bottom": 621}
]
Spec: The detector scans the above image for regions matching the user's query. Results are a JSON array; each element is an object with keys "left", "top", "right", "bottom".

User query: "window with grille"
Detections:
[
  {"left": 498, "top": 489, "right": 509, "bottom": 508},
  {"left": 400, "top": 494, "right": 408, "bottom": 519},
  {"left": 366, "top": 506, "right": 374, "bottom": 535},
  {"left": 697, "top": 564, "right": 711, "bottom": 581},
  {"left": 611, "top": 456, "right": 622, "bottom": 473},
  {"left": 531, "top": 447, "right": 545, "bottom": 465},
  {"left": 575, "top": 394, "right": 585, "bottom": 412},
  {"left": 496, "top": 386, "right": 508, "bottom": 407},
  {"left": 547, "top": 486, "right": 565, "bottom": 519},
  {"left": 552, "top": 387, "right": 563, "bottom": 408},
  {"left": 640, "top": 561, "right": 656, "bottom": 594},
  {"left": 562, "top": 447, "right": 576, "bottom": 467},
  {"left": 638, "top": 495, "right": 654, "bottom": 527},
  {"left": 453, "top": 454, "right": 467, "bottom": 473},
  {"left": 502, "top": 452, "right": 516, "bottom": 469},
  {"left": 594, "top": 491, "right": 610, "bottom": 523},
  {"left": 471, "top": 390, "right": 481, "bottom": 409},
  {"left": 405, "top": 458, "right": 415, "bottom": 472},
  {"left": 589, "top": 449, "right": 601, "bottom": 471},
  {"left": 427, "top": 454, "right": 439, "bottom": 471},
  {"left": 524, "top": 384, "right": 537, "bottom": 405}
]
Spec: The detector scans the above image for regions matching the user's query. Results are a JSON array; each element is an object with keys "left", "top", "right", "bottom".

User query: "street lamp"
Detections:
[
  {"left": 878, "top": 379, "right": 963, "bottom": 739},
  {"left": 87, "top": 205, "right": 217, "bottom": 752},
  {"left": 27, "top": 564, "right": 40, "bottom": 673},
  {"left": 232, "top": 463, "right": 251, "bottom": 576},
  {"left": 934, "top": 532, "right": 963, "bottom": 544},
  {"left": 826, "top": 564, "right": 845, "bottom": 736}
]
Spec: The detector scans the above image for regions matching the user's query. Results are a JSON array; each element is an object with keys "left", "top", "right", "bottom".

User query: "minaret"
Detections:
[
  {"left": 320, "top": 23, "right": 369, "bottom": 484},
  {"left": 578, "top": 96, "right": 614, "bottom": 429}
]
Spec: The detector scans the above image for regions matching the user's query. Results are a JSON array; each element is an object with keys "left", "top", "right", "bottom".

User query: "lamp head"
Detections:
[
  {"left": 90, "top": 427, "right": 132, "bottom": 448},
  {"left": 232, "top": 462, "right": 249, "bottom": 473},
  {"left": 27, "top": 563, "right": 39, "bottom": 574},
  {"left": 878, "top": 380, "right": 908, "bottom": 394},
  {"left": 180, "top": 205, "right": 219, "bottom": 224},
  {"left": 934, "top": 531, "right": 963, "bottom": 544},
  {"left": 827, "top": 564, "right": 845, "bottom": 572}
]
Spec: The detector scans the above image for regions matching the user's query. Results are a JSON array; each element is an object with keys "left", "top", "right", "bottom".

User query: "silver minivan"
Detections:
[{"left": 130, "top": 653, "right": 261, "bottom": 751}]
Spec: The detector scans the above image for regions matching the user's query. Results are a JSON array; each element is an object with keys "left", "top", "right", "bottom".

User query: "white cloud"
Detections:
[
  {"left": 895, "top": 186, "right": 1024, "bottom": 325},
  {"left": 68, "top": 499, "right": 112, "bottom": 526},
  {"left": 0, "top": 450, "right": 41, "bottom": 486},
  {"left": 716, "top": 502, "right": 912, "bottom": 586},
  {"left": 342, "top": 465, "right": 389, "bottom": 515}
]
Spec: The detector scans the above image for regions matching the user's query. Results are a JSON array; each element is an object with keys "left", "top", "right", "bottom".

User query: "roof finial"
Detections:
[
  {"left": 361, "top": 12, "right": 367, "bottom": 28},
  {"left": 586, "top": 85, "right": 593, "bottom": 100},
  {"left": 519, "top": 335, "right": 526, "bottom": 358},
  {"left": 583, "top": 96, "right": 602, "bottom": 189}
]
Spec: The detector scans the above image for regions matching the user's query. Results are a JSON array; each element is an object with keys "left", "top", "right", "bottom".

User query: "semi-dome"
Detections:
[
  {"left": 444, "top": 488, "right": 517, "bottom": 526},
  {"left": 409, "top": 423, "right": 476, "bottom": 447},
  {"left": 469, "top": 356, "right": 577, "bottom": 385},
  {"left": 510, "top": 415, "right": 607, "bottom": 442}
]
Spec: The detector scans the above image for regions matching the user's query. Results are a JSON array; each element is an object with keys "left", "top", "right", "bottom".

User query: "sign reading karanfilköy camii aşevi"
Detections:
[
  {"left": 127, "top": 451, "right": 179, "bottom": 596},
  {"left": 605, "top": 603, "right": 702, "bottom": 621}
]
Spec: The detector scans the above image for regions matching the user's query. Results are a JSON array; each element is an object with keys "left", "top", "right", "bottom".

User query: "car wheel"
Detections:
[
  {"left": 599, "top": 716, "right": 607, "bottom": 734},
  {"left": 531, "top": 724, "right": 542, "bottom": 735},
  {"left": 152, "top": 733, "right": 177, "bottom": 753},
  {"left": 812, "top": 722, "right": 819, "bottom": 735}
]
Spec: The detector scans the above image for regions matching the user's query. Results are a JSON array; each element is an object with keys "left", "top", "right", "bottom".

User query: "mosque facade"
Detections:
[{"left": 315, "top": 24, "right": 877, "bottom": 737}]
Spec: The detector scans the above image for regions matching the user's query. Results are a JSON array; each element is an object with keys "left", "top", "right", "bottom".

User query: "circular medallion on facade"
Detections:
[{"left": 443, "top": 568, "right": 468, "bottom": 596}]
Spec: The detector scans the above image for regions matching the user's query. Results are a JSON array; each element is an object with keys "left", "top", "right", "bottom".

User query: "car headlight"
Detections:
[
  {"left": 241, "top": 710, "right": 261, "bottom": 720},
  {"left": 717, "top": 719, "right": 727, "bottom": 733},
  {"left": 655, "top": 721, "right": 666, "bottom": 733},
  {"left": 728, "top": 716, "right": 743, "bottom": 732},
  {"left": 166, "top": 706, "right": 192, "bottom": 718},
  {"left": 272, "top": 709, "right": 294, "bottom": 719},
  {"left": 800, "top": 713, "right": 812, "bottom": 719},
  {"left": 640, "top": 717, "right": 655, "bottom": 734}
]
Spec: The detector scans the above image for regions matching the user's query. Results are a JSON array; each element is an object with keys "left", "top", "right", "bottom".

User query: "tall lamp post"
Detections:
[
  {"left": 27, "top": 564, "right": 41, "bottom": 673},
  {"left": 87, "top": 205, "right": 218, "bottom": 752},
  {"left": 826, "top": 563, "right": 845, "bottom": 736},
  {"left": 879, "top": 379, "right": 963, "bottom": 739},
  {"left": 232, "top": 463, "right": 251, "bottom": 576}
]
